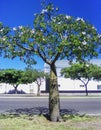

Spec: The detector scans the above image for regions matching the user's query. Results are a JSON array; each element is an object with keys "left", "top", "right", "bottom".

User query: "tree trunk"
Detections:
[
  {"left": 14, "top": 85, "right": 18, "bottom": 94},
  {"left": 37, "top": 85, "right": 40, "bottom": 96},
  {"left": 85, "top": 84, "right": 88, "bottom": 96},
  {"left": 49, "top": 63, "right": 60, "bottom": 122}
]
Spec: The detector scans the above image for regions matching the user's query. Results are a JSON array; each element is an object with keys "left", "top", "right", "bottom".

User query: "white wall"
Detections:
[
  {"left": 58, "top": 77, "right": 101, "bottom": 91},
  {"left": 0, "top": 80, "right": 46, "bottom": 94},
  {"left": 0, "top": 78, "right": 101, "bottom": 94}
]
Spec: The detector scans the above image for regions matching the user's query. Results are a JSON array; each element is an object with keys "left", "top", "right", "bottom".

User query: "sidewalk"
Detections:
[{"left": 0, "top": 93, "right": 101, "bottom": 98}]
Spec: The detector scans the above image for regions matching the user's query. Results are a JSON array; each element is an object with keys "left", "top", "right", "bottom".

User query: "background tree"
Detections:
[
  {"left": 61, "top": 63, "right": 101, "bottom": 96},
  {"left": 24, "top": 68, "right": 48, "bottom": 96},
  {"left": 0, "top": 68, "right": 47, "bottom": 95},
  {"left": 1, "top": 1, "right": 101, "bottom": 121},
  {"left": 0, "top": 69, "right": 25, "bottom": 94}
]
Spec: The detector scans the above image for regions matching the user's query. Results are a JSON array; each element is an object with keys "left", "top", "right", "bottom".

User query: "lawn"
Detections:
[{"left": 0, "top": 114, "right": 101, "bottom": 130}]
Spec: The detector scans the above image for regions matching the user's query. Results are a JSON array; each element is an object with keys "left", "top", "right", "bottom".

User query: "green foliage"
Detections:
[
  {"left": 0, "top": 68, "right": 47, "bottom": 86},
  {"left": 61, "top": 62, "right": 101, "bottom": 81},
  {"left": 23, "top": 68, "right": 47, "bottom": 83},
  {"left": 0, "top": 22, "right": 11, "bottom": 57},
  {"left": 33, "top": 5, "right": 100, "bottom": 64},
  {"left": 0, "top": 69, "right": 24, "bottom": 87},
  {"left": 0, "top": 2, "right": 100, "bottom": 65}
]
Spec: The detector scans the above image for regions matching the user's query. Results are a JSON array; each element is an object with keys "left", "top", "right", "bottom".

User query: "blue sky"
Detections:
[{"left": 0, "top": 0, "right": 101, "bottom": 70}]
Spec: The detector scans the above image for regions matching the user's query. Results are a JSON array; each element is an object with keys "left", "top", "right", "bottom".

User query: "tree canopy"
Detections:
[
  {"left": 7, "top": 4, "right": 101, "bottom": 64},
  {"left": 0, "top": 69, "right": 24, "bottom": 93}
]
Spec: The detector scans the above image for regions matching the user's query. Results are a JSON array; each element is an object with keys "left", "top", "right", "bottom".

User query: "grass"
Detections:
[{"left": 0, "top": 114, "right": 101, "bottom": 130}]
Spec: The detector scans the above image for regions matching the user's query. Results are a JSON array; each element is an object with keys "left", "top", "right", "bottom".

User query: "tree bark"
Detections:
[
  {"left": 49, "top": 63, "right": 60, "bottom": 122},
  {"left": 79, "top": 79, "right": 89, "bottom": 96},
  {"left": 37, "top": 84, "right": 40, "bottom": 96},
  {"left": 14, "top": 86, "right": 18, "bottom": 94},
  {"left": 85, "top": 84, "right": 88, "bottom": 96}
]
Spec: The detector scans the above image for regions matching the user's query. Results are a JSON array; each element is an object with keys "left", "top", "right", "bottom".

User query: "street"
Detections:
[{"left": 0, "top": 97, "right": 101, "bottom": 115}]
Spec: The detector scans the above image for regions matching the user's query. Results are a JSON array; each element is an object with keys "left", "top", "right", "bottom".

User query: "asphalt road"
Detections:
[{"left": 0, "top": 97, "right": 101, "bottom": 115}]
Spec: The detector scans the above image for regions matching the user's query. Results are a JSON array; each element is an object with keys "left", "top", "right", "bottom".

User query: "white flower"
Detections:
[
  {"left": 19, "top": 32, "right": 24, "bottom": 37},
  {"left": 76, "top": 17, "right": 85, "bottom": 22},
  {"left": 2, "top": 37, "right": 6, "bottom": 41},
  {"left": 92, "top": 26, "right": 97, "bottom": 31},
  {"left": 78, "top": 46, "right": 82, "bottom": 50},
  {"left": 80, "top": 18, "right": 85, "bottom": 22},
  {"left": 66, "top": 15, "right": 71, "bottom": 19},
  {"left": 56, "top": 7, "right": 59, "bottom": 11},
  {"left": 98, "top": 34, "right": 101, "bottom": 38},
  {"left": 82, "top": 32, "right": 86, "bottom": 35},
  {"left": 76, "top": 17, "right": 81, "bottom": 21},
  {"left": 41, "top": 9, "right": 48, "bottom": 14},
  {"left": 51, "top": 16, "right": 56, "bottom": 22},
  {"left": 13, "top": 27, "right": 17, "bottom": 31},
  {"left": 86, "top": 64, "right": 89, "bottom": 67},
  {"left": 31, "top": 29, "right": 35, "bottom": 34},
  {"left": 0, "top": 28, "right": 4, "bottom": 32},
  {"left": 43, "top": 38, "right": 45, "bottom": 41},
  {"left": 19, "top": 34, "right": 21, "bottom": 37},
  {"left": 52, "top": 18, "right": 56, "bottom": 22},
  {"left": 57, "top": 22, "right": 61, "bottom": 25},
  {"left": 82, "top": 40, "right": 87, "bottom": 45},
  {"left": 19, "top": 26, "right": 23, "bottom": 29}
]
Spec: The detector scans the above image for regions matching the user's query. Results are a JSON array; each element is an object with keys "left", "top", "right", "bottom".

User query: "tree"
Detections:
[
  {"left": 1, "top": 1, "right": 101, "bottom": 121},
  {"left": 0, "top": 69, "right": 25, "bottom": 94},
  {"left": 24, "top": 68, "right": 47, "bottom": 96},
  {"left": 61, "top": 63, "right": 101, "bottom": 96},
  {"left": 0, "top": 68, "right": 46, "bottom": 94}
]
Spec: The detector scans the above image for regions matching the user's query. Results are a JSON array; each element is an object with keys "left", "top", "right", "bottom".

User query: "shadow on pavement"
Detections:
[{"left": 7, "top": 107, "right": 79, "bottom": 116}]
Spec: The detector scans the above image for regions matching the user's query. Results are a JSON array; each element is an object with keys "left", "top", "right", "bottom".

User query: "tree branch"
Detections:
[
  {"left": 79, "top": 78, "right": 90, "bottom": 86},
  {"left": 16, "top": 43, "right": 33, "bottom": 51},
  {"left": 52, "top": 52, "right": 61, "bottom": 64},
  {"left": 37, "top": 48, "right": 51, "bottom": 65}
]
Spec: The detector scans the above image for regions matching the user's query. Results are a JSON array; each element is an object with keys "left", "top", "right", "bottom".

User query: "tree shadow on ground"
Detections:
[
  {"left": 7, "top": 107, "right": 79, "bottom": 120},
  {"left": 6, "top": 89, "right": 26, "bottom": 94}
]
